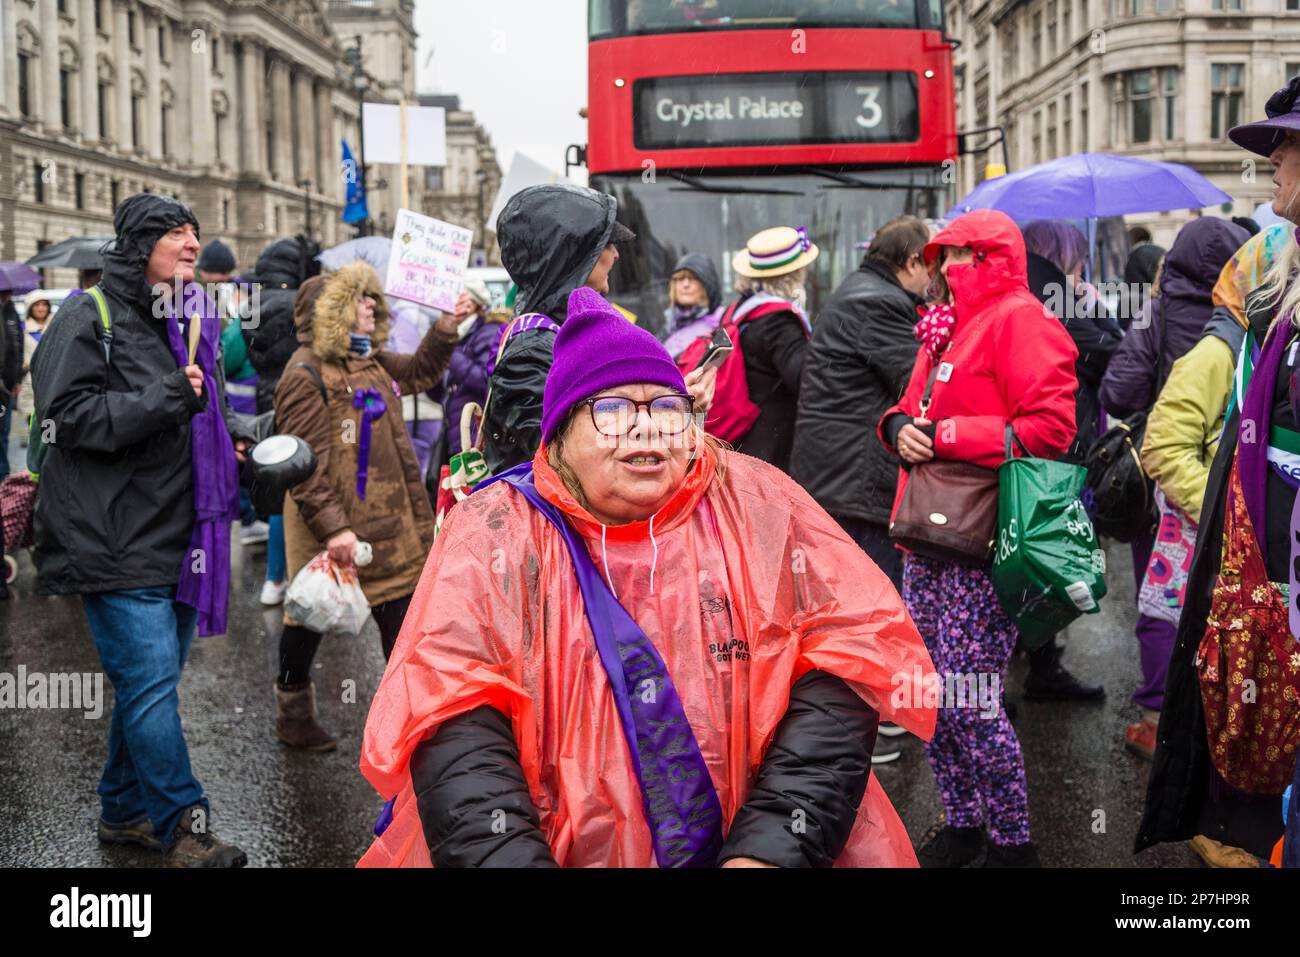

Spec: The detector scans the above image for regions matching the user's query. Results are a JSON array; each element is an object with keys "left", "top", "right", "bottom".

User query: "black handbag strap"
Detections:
[
  {"left": 1004, "top": 423, "right": 1030, "bottom": 460},
  {"left": 918, "top": 349, "right": 945, "bottom": 416}
]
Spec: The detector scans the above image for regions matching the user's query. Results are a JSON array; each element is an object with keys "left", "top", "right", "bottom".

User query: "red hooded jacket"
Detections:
[{"left": 877, "top": 209, "right": 1079, "bottom": 522}]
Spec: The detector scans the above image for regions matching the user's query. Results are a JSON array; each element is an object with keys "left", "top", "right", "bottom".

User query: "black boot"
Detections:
[
  {"left": 917, "top": 825, "right": 986, "bottom": 868},
  {"left": 1022, "top": 639, "right": 1105, "bottom": 701},
  {"left": 983, "top": 841, "right": 1042, "bottom": 867}
]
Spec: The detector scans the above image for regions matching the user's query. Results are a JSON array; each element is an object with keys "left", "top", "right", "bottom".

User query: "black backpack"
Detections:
[{"left": 1082, "top": 297, "right": 1168, "bottom": 542}]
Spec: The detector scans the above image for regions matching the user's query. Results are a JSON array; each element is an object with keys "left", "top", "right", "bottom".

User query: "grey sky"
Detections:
[{"left": 415, "top": 0, "right": 588, "bottom": 182}]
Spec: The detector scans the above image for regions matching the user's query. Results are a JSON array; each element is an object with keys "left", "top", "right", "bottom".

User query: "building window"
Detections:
[
  {"left": 1156, "top": 0, "right": 1175, "bottom": 10},
  {"left": 1129, "top": 0, "right": 1143, "bottom": 15},
  {"left": 1162, "top": 67, "right": 1178, "bottom": 140},
  {"left": 98, "top": 82, "right": 109, "bottom": 139},
  {"left": 33, "top": 161, "right": 45, "bottom": 203},
  {"left": 17, "top": 53, "right": 31, "bottom": 118},
  {"left": 95, "top": 0, "right": 104, "bottom": 31},
  {"left": 161, "top": 103, "right": 170, "bottom": 156},
  {"left": 1033, "top": 110, "right": 1043, "bottom": 163},
  {"left": 1212, "top": 0, "right": 1243, "bottom": 8},
  {"left": 1063, "top": 93, "right": 1072, "bottom": 153},
  {"left": 1288, "top": 62, "right": 1300, "bottom": 82},
  {"left": 1047, "top": 0, "right": 1057, "bottom": 56},
  {"left": 159, "top": 26, "right": 168, "bottom": 64},
  {"left": 1001, "top": 23, "right": 1015, "bottom": 81},
  {"left": 212, "top": 37, "right": 220, "bottom": 74},
  {"left": 60, "top": 68, "right": 73, "bottom": 131},
  {"left": 131, "top": 94, "right": 143, "bottom": 149},
  {"left": 111, "top": 178, "right": 120, "bottom": 210},
  {"left": 1062, "top": 0, "right": 1072, "bottom": 43},
  {"left": 1123, "top": 70, "right": 1156, "bottom": 144},
  {"left": 1047, "top": 101, "right": 1058, "bottom": 157},
  {"left": 128, "top": 11, "right": 137, "bottom": 47},
  {"left": 58, "top": 0, "right": 68, "bottom": 13},
  {"left": 1210, "top": 64, "right": 1245, "bottom": 140},
  {"left": 1031, "top": 12, "right": 1042, "bottom": 70},
  {"left": 215, "top": 114, "right": 224, "bottom": 163},
  {"left": 75, "top": 172, "right": 85, "bottom": 210},
  {"left": 223, "top": 198, "right": 231, "bottom": 229}
]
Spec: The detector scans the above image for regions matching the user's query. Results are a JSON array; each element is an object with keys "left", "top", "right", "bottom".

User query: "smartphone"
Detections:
[{"left": 694, "top": 327, "right": 734, "bottom": 373}]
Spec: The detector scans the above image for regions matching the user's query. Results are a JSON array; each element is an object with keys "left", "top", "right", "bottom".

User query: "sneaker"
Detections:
[
  {"left": 240, "top": 520, "right": 269, "bottom": 546},
  {"left": 983, "top": 841, "right": 1042, "bottom": 867},
  {"left": 97, "top": 814, "right": 162, "bottom": 851},
  {"left": 917, "top": 824, "right": 985, "bottom": 868},
  {"left": 163, "top": 807, "right": 247, "bottom": 868},
  {"left": 871, "top": 736, "right": 903, "bottom": 765},
  {"left": 1124, "top": 718, "right": 1158, "bottom": 760},
  {"left": 259, "top": 579, "right": 287, "bottom": 606},
  {"left": 877, "top": 721, "right": 907, "bottom": 738}
]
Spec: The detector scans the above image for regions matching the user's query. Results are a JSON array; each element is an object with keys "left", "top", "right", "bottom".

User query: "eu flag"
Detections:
[{"left": 341, "top": 140, "right": 368, "bottom": 225}]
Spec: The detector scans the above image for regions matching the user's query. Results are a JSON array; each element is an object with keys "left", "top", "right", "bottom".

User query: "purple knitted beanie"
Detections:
[{"left": 541, "top": 287, "right": 688, "bottom": 444}]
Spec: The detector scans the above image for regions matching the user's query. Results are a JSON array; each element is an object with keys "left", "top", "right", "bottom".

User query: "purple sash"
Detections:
[
  {"left": 482, "top": 463, "right": 724, "bottom": 867},
  {"left": 484, "top": 313, "right": 559, "bottom": 379}
]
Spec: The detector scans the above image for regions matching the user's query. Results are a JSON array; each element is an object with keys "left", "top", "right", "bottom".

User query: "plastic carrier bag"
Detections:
[
  {"left": 992, "top": 426, "right": 1107, "bottom": 649},
  {"left": 284, "top": 547, "right": 372, "bottom": 637}
]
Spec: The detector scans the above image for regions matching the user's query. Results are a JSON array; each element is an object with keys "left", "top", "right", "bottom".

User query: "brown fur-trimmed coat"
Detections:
[{"left": 276, "top": 262, "right": 458, "bottom": 605}]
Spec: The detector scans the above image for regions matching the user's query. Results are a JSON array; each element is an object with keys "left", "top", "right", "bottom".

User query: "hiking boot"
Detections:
[
  {"left": 97, "top": 814, "right": 162, "bottom": 851},
  {"left": 917, "top": 825, "right": 986, "bottom": 868},
  {"left": 1124, "top": 717, "right": 1158, "bottom": 760},
  {"left": 983, "top": 841, "right": 1042, "bottom": 867},
  {"left": 275, "top": 680, "right": 337, "bottom": 752},
  {"left": 163, "top": 807, "right": 247, "bottom": 868},
  {"left": 1023, "top": 640, "right": 1105, "bottom": 701},
  {"left": 1188, "top": 835, "right": 1264, "bottom": 868}
]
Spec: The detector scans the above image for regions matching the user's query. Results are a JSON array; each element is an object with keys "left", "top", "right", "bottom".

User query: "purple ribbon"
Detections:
[
  {"left": 162, "top": 283, "right": 240, "bottom": 637},
  {"left": 352, "top": 387, "right": 387, "bottom": 501},
  {"left": 482, "top": 463, "right": 724, "bottom": 867},
  {"left": 796, "top": 226, "right": 810, "bottom": 252}
]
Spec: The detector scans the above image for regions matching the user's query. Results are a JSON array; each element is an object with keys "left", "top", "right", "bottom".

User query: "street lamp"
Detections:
[
  {"left": 344, "top": 35, "right": 372, "bottom": 237},
  {"left": 475, "top": 167, "right": 488, "bottom": 267}
]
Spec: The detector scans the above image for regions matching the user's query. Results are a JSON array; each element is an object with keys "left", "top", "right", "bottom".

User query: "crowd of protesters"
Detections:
[{"left": 3, "top": 75, "right": 1300, "bottom": 871}]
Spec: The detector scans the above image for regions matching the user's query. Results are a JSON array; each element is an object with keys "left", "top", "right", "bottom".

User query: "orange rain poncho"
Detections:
[{"left": 359, "top": 442, "right": 937, "bottom": 867}]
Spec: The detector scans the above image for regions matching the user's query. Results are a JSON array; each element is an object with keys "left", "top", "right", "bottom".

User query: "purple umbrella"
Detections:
[
  {"left": 0, "top": 261, "right": 42, "bottom": 294},
  {"left": 947, "top": 152, "right": 1234, "bottom": 220}
]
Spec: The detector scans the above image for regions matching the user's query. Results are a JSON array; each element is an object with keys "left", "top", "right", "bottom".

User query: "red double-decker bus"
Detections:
[{"left": 582, "top": 0, "right": 958, "bottom": 331}]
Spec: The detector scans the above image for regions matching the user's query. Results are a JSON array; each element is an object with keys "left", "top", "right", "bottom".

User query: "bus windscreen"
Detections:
[{"left": 590, "top": 0, "right": 922, "bottom": 37}]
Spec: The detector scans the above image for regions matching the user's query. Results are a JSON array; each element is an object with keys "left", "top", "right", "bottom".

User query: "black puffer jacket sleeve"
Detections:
[
  {"left": 410, "top": 705, "right": 558, "bottom": 868},
  {"left": 2, "top": 300, "right": 22, "bottom": 392},
  {"left": 718, "top": 670, "right": 879, "bottom": 868},
  {"left": 482, "top": 327, "right": 555, "bottom": 474}
]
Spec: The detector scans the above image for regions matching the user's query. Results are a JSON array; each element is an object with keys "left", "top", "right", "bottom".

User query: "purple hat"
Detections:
[
  {"left": 541, "top": 287, "right": 688, "bottom": 445},
  {"left": 1229, "top": 75, "right": 1300, "bottom": 157}
]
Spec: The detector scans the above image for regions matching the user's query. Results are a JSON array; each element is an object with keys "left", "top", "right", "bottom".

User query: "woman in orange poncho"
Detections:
[{"left": 359, "top": 287, "right": 937, "bottom": 868}]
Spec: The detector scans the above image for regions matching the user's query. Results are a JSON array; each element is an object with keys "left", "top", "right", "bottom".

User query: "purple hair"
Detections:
[{"left": 1022, "top": 220, "right": 1089, "bottom": 276}]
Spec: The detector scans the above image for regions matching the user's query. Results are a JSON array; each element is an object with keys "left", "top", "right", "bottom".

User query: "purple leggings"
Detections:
[
  {"left": 903, "top": 554, "right": 1031, "bottom": 846},
  {"left": 1130, "top": 525, "right": 1177, "bottom": 712}
]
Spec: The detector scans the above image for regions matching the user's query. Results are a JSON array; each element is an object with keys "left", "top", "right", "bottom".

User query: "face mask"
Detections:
[{"left": 944, "top": 261, "right": 981, "bottom": 305}]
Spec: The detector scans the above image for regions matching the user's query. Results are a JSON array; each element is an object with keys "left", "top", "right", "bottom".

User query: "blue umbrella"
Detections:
[
  {"left": 0, "top": 261, "right": 42, "bottom": 294},
  {"left": 947, "top": 152, "right": 1233, "bottom": 220},
  {"left": 316, "top": 236, "right": 392, "bottom": 276}
]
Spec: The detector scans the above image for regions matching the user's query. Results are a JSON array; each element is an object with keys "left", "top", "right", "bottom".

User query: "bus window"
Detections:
[{"left": 589, "top": 0, "right": 922, "bottom": 38}]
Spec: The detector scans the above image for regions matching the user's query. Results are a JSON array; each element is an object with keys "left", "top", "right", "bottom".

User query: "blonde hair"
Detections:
[
  {"left": 546, "top": 416, "right": 727, "bottom": 516},
  {"left": 733, "top": 266, "right": 808, "bottom": 307}
]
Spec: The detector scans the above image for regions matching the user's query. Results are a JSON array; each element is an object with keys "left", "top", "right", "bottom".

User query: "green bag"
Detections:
[
  {"left": 992, "top": 426, "right": 1107, "bottom": 649},
  {"left": 27, "top": 286, "right": 113, "bottom": 480}
]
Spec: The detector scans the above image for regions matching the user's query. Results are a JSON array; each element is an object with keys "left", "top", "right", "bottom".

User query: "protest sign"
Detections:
[{"left": 384, "top": 209, "right": 473, "bottom": 313}]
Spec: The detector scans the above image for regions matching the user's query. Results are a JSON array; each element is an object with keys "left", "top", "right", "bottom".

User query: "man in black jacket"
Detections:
[
  {"left": 31, "top": 194, "right": 247, "bottom": 868},
  {"left": 791, "top": 216, "right": 931, "bottom": 585},
  {"left": 0, "top": 286, "right": 20, "bottom": 599},
  {"left": 244, "top": 235, "right": 321, "bottom": 415}
]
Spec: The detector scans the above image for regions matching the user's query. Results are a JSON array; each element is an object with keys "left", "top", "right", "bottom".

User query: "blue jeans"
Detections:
[
  {"left": 82, "top": 587, "right": 206, "bottom": 847},
  {"left": 266, "top": 514, "right": 286, "bottom": 584},
  {"left": 0, "top": 402, "right": 12, "bottom": 478}
]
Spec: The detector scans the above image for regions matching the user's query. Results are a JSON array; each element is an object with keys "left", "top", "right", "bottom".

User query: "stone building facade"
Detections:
[
  {"left": 946, "top": 0, "right": 1300, "bottom": 244},
  {"left": 419, "top": 93, "right": 502, "bottom": 266},
  {"left": 0, "top": 0, "right": 498, "bottom": 286}
]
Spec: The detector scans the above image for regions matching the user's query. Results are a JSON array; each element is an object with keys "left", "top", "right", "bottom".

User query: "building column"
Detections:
[
  {"left": 316, "top": 82, "right": 334, "bottom": 201},
  {"left": 142, "top": 7, "right": 161, "bottom": 157},
  {"left": 40, "top": 0, "right": 61, "bottom": 132},
  {"left": 113, "top": 0, "right": 130, "bottom": 149},
  {"left": 236, "top": 38, "right": 262, "bottom": 173},
  {"left": 189, "top": 20, "right": 214, "bottom": 168},
  {"left": 79, "top": 0, "right": 98, "bottom": 142},
  {"left": 271, "top": 56, "right": 293, "bottom": 182},
  {"left": 293, "top": 69, "right": 315, "bottom": 185}
]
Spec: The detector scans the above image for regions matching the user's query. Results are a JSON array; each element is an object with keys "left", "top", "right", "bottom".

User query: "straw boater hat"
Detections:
[{"left": 732, "top": 226, "right": 820, "bottom": 279}]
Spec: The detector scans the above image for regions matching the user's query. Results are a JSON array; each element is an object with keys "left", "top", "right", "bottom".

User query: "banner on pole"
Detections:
[
  {"left": 384, "top": 208, "right": 472, "bottom": 312},
  {"left": 362, "top": 103, "right": 447, "bottom": 167}
]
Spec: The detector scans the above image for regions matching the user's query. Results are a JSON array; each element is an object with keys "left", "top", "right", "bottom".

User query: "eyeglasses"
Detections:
[{"left": 583, "top": 394, "right": 695, "bottom": 436}]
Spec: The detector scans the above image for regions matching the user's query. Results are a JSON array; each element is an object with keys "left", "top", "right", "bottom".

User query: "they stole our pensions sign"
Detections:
[{"left": 384, "top": 209, "right": 473, "bottom": 313}]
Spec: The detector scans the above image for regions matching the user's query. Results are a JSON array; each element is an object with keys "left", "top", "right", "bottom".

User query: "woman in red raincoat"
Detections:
[
  {"left": 878, "top": 209, "right": 1079, "bottom": 867},
  {"left": 359, "top": 286, "right": 937, "bottom": 868}
]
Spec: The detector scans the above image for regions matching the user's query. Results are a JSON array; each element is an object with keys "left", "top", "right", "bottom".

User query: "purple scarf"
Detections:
[
  {"left": 1238, "top": 320, "right": 1291, "bottom": 560},
  {"left": 163, "top": 284, "right": 240, "bottom": 637}
]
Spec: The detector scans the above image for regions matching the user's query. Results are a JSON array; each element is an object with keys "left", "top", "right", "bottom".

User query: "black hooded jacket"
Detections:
[
  {"left": 483, "top": 185, "right": 619, "bottom": 473},
  {"left": 1025, "top": 251, "right": 1124, "bottom": 463},
  {"left": 245, "top": 236, "right": 321, "bottom": 414},
  {"left": 790, "top": 258, "right": 922, "bottom": 524},
  {"left": 31, "top": 194, "right": 212, "bottom": 595}
]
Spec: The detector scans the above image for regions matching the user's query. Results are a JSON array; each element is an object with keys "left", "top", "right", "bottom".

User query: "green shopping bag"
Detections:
[{"left": 992, "top": 426, "right": 1107, "bottom": 649}]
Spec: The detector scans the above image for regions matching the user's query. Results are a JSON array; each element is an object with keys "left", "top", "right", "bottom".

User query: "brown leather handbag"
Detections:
[{"left": 888, "top": 357, "right": 999, "bottom": 567}]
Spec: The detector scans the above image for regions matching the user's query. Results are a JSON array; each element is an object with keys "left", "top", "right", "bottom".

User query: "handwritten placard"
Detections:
[{"left": 384, "top": 209, "right": 473, "bottom": 312}]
